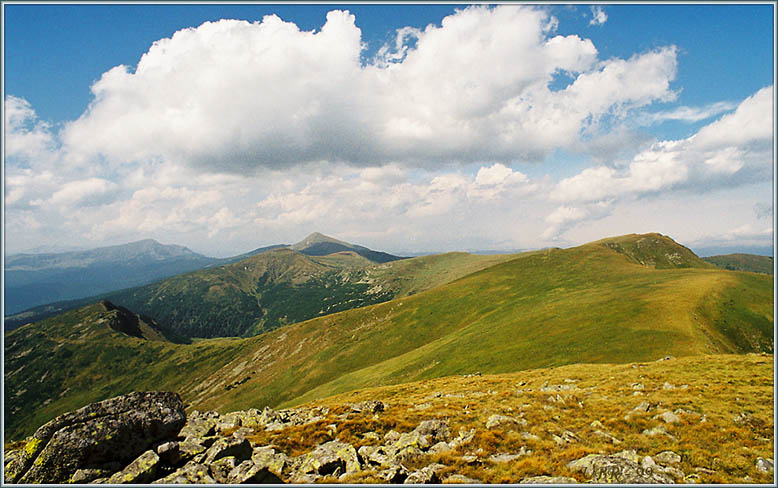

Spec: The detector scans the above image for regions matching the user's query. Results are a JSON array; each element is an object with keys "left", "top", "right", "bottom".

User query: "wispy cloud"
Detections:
[
  {"left": 589, "top": 6, "right": 608, "bottom": 26},
  {"left": 637, "top": 101, "right": 738, "bottom": 125}
]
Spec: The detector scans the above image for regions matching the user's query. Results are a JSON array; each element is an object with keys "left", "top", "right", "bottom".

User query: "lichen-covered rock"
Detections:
[
  {"left": 226, "top": 459, "right": 285, "bottom": 484},
  {"left": 251, "top": 446, "right": 289, "bottom": 478},
  {"left": 444, "top": 473, "right": 482, "bottom": 484},
  {"left": 404, "top": 465, "right": 442, "bottom": 484},
  {"left": 106, "top": 450, "right": 160, "bottom": 484},
  {"left": 488, "top": 447, "right": 531, "bottom": 463},
  {"left": 376, "top": 465, "right": 408, "bottom": 483},
  {"left": 5, "top": 391, "right": 185, "bottom": 484},
  {"left": 567, "top": 451, "right": 674, "bottom": 483},
  {"left": 177, "top": 413, "right": 216, "bottom": 440},
  {"left": 69, "top": 467, "right": 117, "bottom": 484},
  {"left": 209, "top": 455, "right": 238, "bottom": 484},
  {"left": 296, "top": 440, "right": 361, "bottom": 477},
  {"left": 519, "top": 475, "right": 579, "bottom": 483},
  {"left": 486, "top": 414, "right": 526, "bottom": 430},
  {"left": 655, "top": 411, "right": 681, "bottom": 424},
  {"left": 203, "top": 436, "right": 252, "bottom": 465},
  {"left": 152, "top": 461, "right": 215, "bottom": 484},
  {"left": 413, "top": 419, "right": 451, "bottom": 443},
  {"left": 756, "top": 457, "right": 774, "bottom": 473},
  {"left": 350, "top": 400, "right": 386, "bottom": 414}
]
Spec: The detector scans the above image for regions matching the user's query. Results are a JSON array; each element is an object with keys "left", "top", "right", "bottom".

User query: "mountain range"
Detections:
[
  {"left": 3, "top": 232, "right": 405, "bottom": 323},
  {"left": 4, "top": 232, "right": 773, "bottom": 441}
]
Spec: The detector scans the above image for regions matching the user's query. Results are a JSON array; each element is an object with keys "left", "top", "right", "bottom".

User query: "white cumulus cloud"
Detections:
[{"left": 57, "top": 5, "right": 677, "bottom": 172}]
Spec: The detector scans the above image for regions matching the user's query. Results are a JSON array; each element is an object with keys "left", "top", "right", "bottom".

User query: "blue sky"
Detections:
[{"left": 3, "top": 3, "right": 775, "bottom": 256}]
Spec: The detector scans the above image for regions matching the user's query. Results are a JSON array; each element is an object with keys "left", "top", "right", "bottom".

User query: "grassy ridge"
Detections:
[
  {"left": 4, "top": 234, "right": 773, "bottom": 441},
  {"left": 3, "top": 303, "right": 248, "bottom": 440},
  {"left": 193, "top": 235, "right": 773, "bottom": 413},
  {"left": 703, "top": 253, "right": 774, "bottom": 275}
]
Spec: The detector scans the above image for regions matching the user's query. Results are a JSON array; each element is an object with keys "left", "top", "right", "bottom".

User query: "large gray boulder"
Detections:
[{"left": 4, "top": 391, "right": 185, "bottom": 484}]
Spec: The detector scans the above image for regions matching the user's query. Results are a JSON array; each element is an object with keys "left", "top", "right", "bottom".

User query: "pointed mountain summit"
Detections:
[{"left": 291, "top": 232, "right": 405, "bottom": 264}]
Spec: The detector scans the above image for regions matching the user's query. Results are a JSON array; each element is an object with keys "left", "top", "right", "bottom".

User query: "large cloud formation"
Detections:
[
  {"left": 59, "top": 5, "right": 677, "bottom": 171},
  {"left": 4, "top": 5, "right": 773, "bottom": 255}
]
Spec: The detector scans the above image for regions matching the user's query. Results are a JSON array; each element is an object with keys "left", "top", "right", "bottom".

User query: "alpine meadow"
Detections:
[{"left": 2, "top": 3, "right": 775, "bottom": 485}]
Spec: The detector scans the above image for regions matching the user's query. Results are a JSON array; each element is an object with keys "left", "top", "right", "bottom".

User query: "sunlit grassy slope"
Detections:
[
  {"left": 4, "top": 233, "right": 773, "bottom": 441},
  {"left": 255, "top": 354, "right": 773, "bottom": 484},
  {"left": 195, "top": 233, "right": 773, "bottom": 413}
]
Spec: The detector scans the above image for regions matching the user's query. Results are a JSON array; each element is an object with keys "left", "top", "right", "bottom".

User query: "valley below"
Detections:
[{"left": 3, "top": 232, "right": 775, "bottom": 484}]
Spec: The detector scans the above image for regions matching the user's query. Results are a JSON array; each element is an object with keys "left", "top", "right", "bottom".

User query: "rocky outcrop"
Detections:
[{"left": 4, "top": 391, "right": 185, "bottom": 484}]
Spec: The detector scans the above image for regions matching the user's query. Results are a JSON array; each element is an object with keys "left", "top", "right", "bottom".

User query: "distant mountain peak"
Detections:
[
  {"left": 289, "top": 232, "right": 404, "bottom": 264},
  {"left": 291, "top": 232, "right": 348, "bottom": 250}
]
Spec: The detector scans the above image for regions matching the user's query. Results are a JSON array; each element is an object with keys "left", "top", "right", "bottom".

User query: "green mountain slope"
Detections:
[
  {"left": 5, "top": 233, "right": 773, "bottom": 440},
  {"left": 3, "top": 300, "right": 246, "bottom": 440},
  {"left": 6, "top": 247, "right": 513, "bottom": 339},
  {"left": 179, "top": 234, "right": 772, "bottom": 414},
  {"left": 703, "top": 253, "right": 774, "bottom": 274},
  {"left": 4, "top": 239, "right": 218, "bottom": 315}
]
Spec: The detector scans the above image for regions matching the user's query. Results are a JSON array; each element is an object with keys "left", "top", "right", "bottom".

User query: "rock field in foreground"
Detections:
[{"left": 4, "top": 354, "right": 774, "bottom": 484}]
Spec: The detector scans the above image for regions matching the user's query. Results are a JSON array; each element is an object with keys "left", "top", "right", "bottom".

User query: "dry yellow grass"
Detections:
[{"left": 244, "top": 353, "right": 774, "bottom": 483}]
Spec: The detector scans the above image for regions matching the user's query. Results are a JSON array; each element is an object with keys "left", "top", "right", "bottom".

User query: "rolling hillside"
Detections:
[
  {"left": 4, "top": 233, "right": 773, "bottom": 440},
  {"left": 703, "top": 253, "right": 774, "bottom": 275},
  {"left": 4, "top": 243, "right": 510, "bottom": 339}
]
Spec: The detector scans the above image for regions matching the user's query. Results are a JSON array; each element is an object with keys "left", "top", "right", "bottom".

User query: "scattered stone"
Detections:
[
  {"left": 208, "top": 455, "right": 238, "bottom": 484},
  {"left": 632, "top": 401, "right": 652, "bottom": 413},
  {"left": 551, "top": 430, "right": 579, "bottom": 446},
  {"left": 178, "top": 413, "right": 217, "bottom": 440},
  {"left": 356, "top": 432, "right": 377, "bottom": 443},
  {"left": 152, "top": 461, "right": 215, "bottom": 484},
  {"left": 226, "top": 459, "right": 284, "bottom": 484},
  {"left": 384, "top": 430, "right": 401, "bottom": 444},
  {"left": 251, "top": 446, "right": 289, "bottom": 477},
  {"left": 488, "top": 447, "right": 531, "bottom": 463},
  {"left": 593, "top": 429, "right": 622, "bottom": 445},
  {"left": 656, "top": 411, "right": 682, "bottom": 424},
  {"left": 5, "top": 391, "right": 185, "bottom": 484},
  {"left": 654, "top": 450, "right": 682, "bottom": 465},
  {"left": 486, "top": 414, "right": 526, "bottom": 430},
  {"left": 694, "top": 467, "right": 716, "bottom": 475},
  {"left": 567, "top": 451, "right": 674, "bottom": 483},
  {"left": 429, "top": 441, "right": 454, "bottom": 455},
  {"left": 520, "top": 475, "right": 579, "bottom": 483},
  {"left": 631, "top": 382, "right": 645, "bottom": 390},
  {"left": 203, "top": 436, "right": 252, "bottom": 465},
  {"left": 663, "top": 382, "right": 676, "bottom": 390},
  {"left": 521, "top": 431, "right": 540, "bottom": 441},
  {"left": 377, "top": 465, "right": 408, "bottom": 483},
  {"left": 350, "top": 400, "right": 386, "bottom": 414},
  {"left": 540, "top": 383, "right": 577, "bottom": 392},
  {"left": 69, "top": 468, "right": 115, "bottom": 484},
  {"left": 404, "top": 465, "right": 442, "bottom": 484},
  {"left": 460, "top": 455, "right": 479, "bottom": 465},
  {"left": 296, "top": 440, "right": 361, "bottom": 477},
  {"left": 642, "top": 425, "right": 676, "bottom": 440},
  {"left": 755, "top": 457, "right": 774, "bottom": 473},
  {"left": 444, "top": 473, "right": 482, "bottom": 484}
]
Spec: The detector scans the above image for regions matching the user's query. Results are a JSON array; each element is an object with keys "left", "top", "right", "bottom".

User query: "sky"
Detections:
[{"left": 3, "top": 3, "right": 775, "bottom": 257}]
